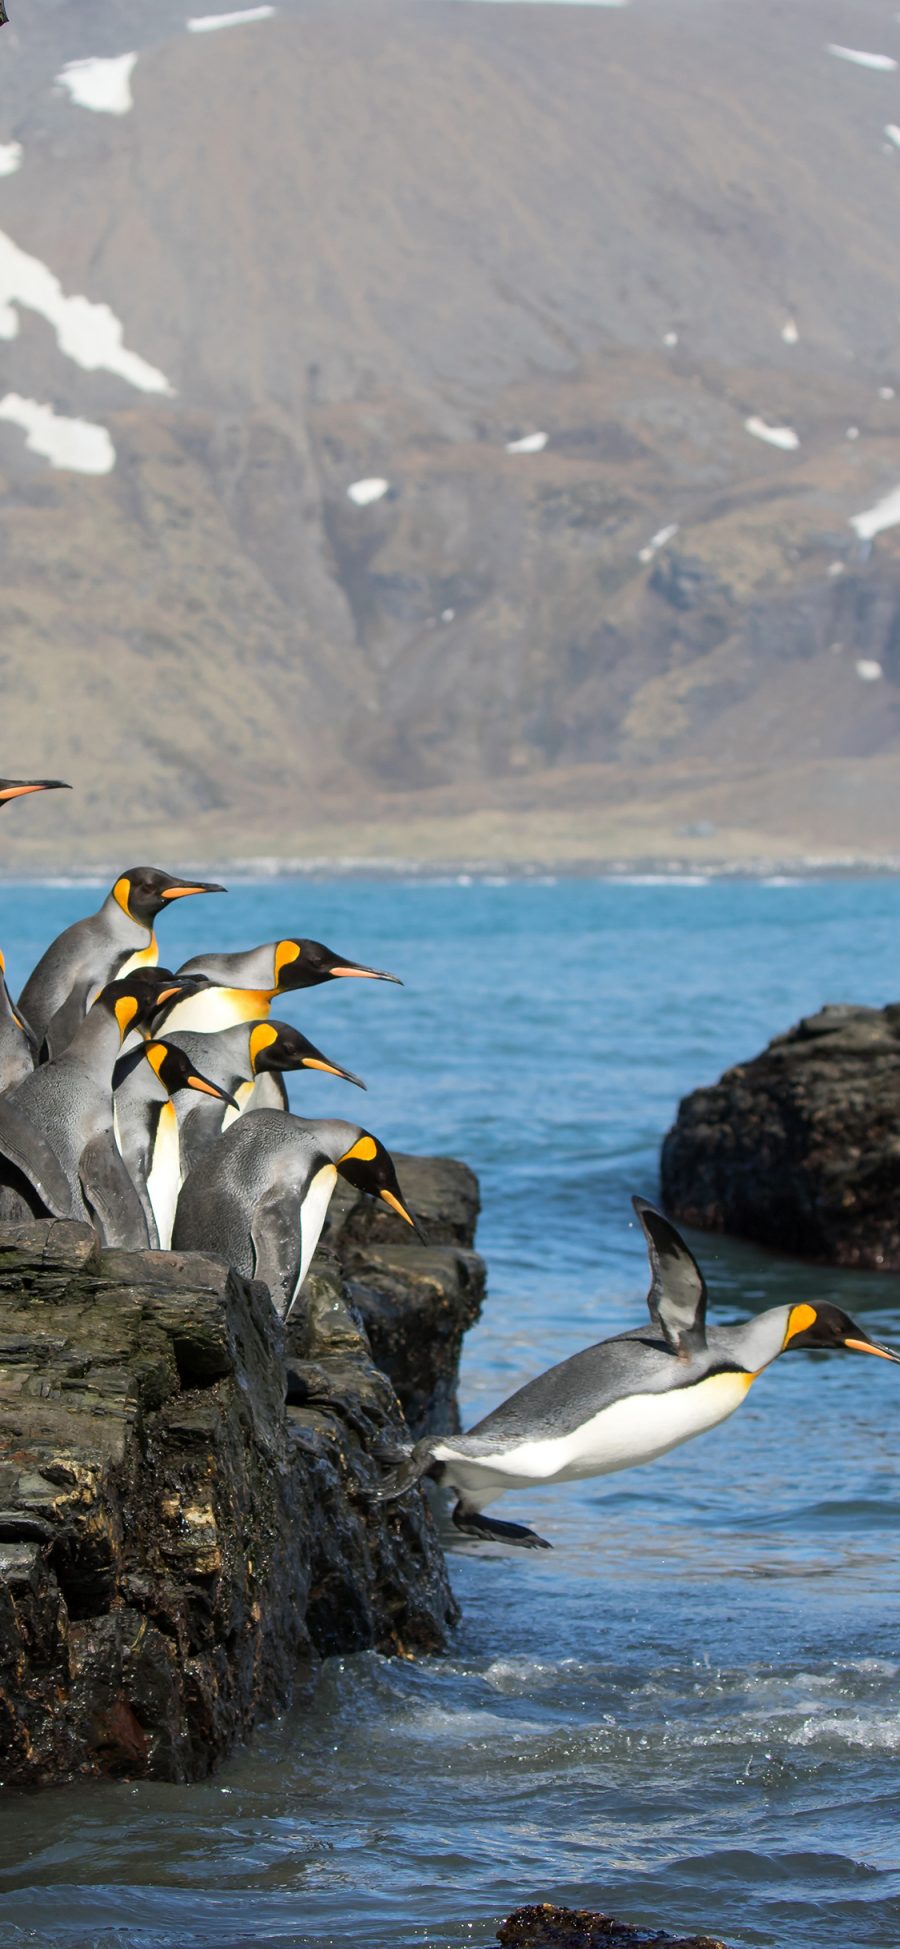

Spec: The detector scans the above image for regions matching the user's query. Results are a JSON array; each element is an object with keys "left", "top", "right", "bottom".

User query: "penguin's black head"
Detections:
[
  {"left": 336, "top": 1131, "right": 417, "bottom": 1229},
  {"left": 783, "top": 1300, "right": 900, "bottom": 1362},
  {"left": 248, "top": 1020, "right": 366, "bottom": 1088},
  {"left": 142, "top": 1040, "right": 239, "bottom": 1108},
  {"left": 111, "top": 868, "right": 226, "bottom": 926},
  {"left": 0, "top": 777, "right": 70, "bottom": 808},
  {"left": 271, "top": 938, "right": 402, "bottom": 992}
]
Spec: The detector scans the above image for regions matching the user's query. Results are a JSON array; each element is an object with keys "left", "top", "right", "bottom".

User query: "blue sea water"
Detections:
[{"left": 1, "top": 874, "right": 899, "bottom": 1949}]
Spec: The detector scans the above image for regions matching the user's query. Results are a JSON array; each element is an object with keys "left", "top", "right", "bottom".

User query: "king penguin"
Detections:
[
  {"left": 374, "top": 1196, "right": 900, "bottom": 1548},
  {"left": 0, "top": 971, "right": 193, "bottom": 1245},
  {"left": 18, "top": 867, "right": 225, "bottom": 1058},
  {"left": 0, "top": 946, "right": 37, "bottom": 1090},
  {"left": 171, "top": 1112, "right": 415, "bottom": 1317},
  {"left": 159, "top": 937, "right": 401, "bottom": 1035},
  {"left": 150, "top": 1019, "right": 365, "bottom": 1179},
  {"left": 112, "top": 1039, "right": 238, "bottom": 1249}
]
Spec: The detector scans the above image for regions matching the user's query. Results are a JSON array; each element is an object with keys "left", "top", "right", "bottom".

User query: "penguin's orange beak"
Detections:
[
  {"left": 160, "top": 881, "right": 225, "bottom": 900},
  {"left": 0, "top": 779, "right": 70, "bottom": 802},
  {"left": 843, "top": 1337, "right": 900, "bottom": 1363}
]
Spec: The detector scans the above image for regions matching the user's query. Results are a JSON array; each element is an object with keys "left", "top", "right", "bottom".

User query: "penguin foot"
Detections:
[
  {"left": 451, "top": 1505, "right": 552, "bottom": 1550},
  {"left": 368, "top": 1439, "right": 434, "bottom": 1502}
]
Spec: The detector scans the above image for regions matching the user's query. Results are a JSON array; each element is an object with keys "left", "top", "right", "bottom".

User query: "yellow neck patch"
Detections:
[
  {"left": 112, "top": 876, "right": 133, "bottom": 919},
  {"left": 274, "top": 939, "right": 301, "bottom": 984},
  {"left": 114, "top": 994, "right": 139, "bottom": 1039},
  {"left": 784, "top": 1302, "right": 817, "bottom": 1347},
  {"left": 144, "top": 1042, "right": 168, "bottom": 1080},
  {"left": 249, "top": 1022, "right": 279, "bottom": 1071},
  {"left": 340, "top": 1134, "right": 377, "bottom": 1165}
]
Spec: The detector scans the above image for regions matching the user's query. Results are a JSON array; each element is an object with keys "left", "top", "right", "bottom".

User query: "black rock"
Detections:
[{"left": 661, "top": 1004, "right": 900, "bottom": 1267}]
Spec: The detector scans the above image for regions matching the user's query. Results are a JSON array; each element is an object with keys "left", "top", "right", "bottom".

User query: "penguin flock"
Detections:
[
  {"left": 3, "top": 777, "right": 898, "bottom": 1551},
  {"left": 0, "top": 778, "right": 414, "bottom": 1317}
]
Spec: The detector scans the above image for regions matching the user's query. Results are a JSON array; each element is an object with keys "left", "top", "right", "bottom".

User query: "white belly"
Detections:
[
  {"left": 221, "top": 1077, "right": 255, "bottom": 1131},
  {"left": 435, "top": 1370, "right": 755, "bottom": 1509},
  {"left": 161, "top": 988, "right": 270, "bottom": 1034},
  {"left": 118, "top": 934, "right": 158, "bottom": 980},
  {"left": 286, "top": 1164, "right": 338, "bottom": 1316},
  {"left": 146, "top": 1100, "right": 182, "bottom": 1250}
]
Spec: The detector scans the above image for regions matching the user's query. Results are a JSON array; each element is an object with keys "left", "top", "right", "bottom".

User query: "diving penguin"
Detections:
[
  {"left": 143, "top": 1018, "right": 365, "bottom": 1180},
  {"left": 0, "top": 971, "right": 195, "bottom": 1245},
  {"left": 112, "top": 1039, "right": 238, "bottom": 1249},
  {"left": 159, "top": 936, "right": 401, "bottom": 1035},
  {"left": 18, "top": 867, "right": 225, "bottom": 1058},
  {"left": 171, "top": 1112, "right": 415, "bottom": 1317},
  {"left": 374, "top": 1196, "right": 900, "bottom": 1549}
]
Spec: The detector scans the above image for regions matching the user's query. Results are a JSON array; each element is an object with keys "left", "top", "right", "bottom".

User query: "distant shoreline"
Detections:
[{"left": 4, "top": 855, "right": 900, "bottom": 886}]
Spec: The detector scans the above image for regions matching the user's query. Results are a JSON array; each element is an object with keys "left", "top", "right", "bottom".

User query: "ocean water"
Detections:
[{"left": 1, "top": 874, "right": 899, "bottom": 1949}]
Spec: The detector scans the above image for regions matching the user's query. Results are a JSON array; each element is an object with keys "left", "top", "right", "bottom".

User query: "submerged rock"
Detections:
[
  {"left": 0, "top": 1156, "right": 484, "bottom": 1789},
  {"left": 661, "top": 1004, "right": 900, "bottom": 1267},
  {"left": 495, "top": 1904, "right": 730, "bottom": 1948}
]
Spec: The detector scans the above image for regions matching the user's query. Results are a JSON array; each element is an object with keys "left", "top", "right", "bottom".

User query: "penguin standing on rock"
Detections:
[
  {"left": 374, "top": 1197, "right": 900, "bottom": 1549},
  {"left": 145, "top": 1018, "right": 365, "bottom": 1178},
  {"left": 172, "top": 1112, "right": 415, "bottom": 1317},
  {"left": 112, "top": 1040, "right": 238, "bottom": 1249},
  {"left": 0, "top": 972, "right": 194, "bottom": 1243},
  {"left": 18, "top": 868, "right": 225, "bottom": 1057}
]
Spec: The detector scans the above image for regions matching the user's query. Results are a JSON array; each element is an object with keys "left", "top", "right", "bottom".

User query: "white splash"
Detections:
[
  {"left": 744, "top": 416, "right": 799, "bottom": 451},
  {"left": 827, "top": 561, "right": 846, "bottom": 577},
  {"left": 850, "top": 485, "right": 900, "bottom": 541},
  {"left": 638, "top": 522, "right": 678, "bottom": 563},
  {"left": 347, "top": 477, "right": 389, "bottom": 506},
  {"left": 846, "top": 426, "right": 860, "bottom": 440},
  {"left": 879, "top": 386, "right": 896, "bottom": 400},
  {"left": 56, "top": 54, "right": 138, "bottom": 115},
  {"left": 0, "top": 230, "right": 172, "bottom": 393},
  {"left": 781, "top": 318, "right": 799, "bottom": 345},
  {"left": 441, "top": 608, "right": 455, "bottom": 622},
  {"left": 187, "top": 7, "right": 276, "bottom": 30},
  {"left": 0, "top": 142, "right": 22, "bottom": 178},
  {"left": 663, "top": 330, "right": 679, "bottom": 347},
  {"left": 826, "top": 44, "right": 897, "bottom": 72},
  {"left": 506, "top": 431, "right": 548, "bottom": 454},
  {"left": 886, "top": 125, "right": 900, "bottom": 148},
  {"left": 856, "top": 660, "right": 883, "bottom": 682},
  {"left": 0, "top": 394, "right": 115, "bottom": 474}
]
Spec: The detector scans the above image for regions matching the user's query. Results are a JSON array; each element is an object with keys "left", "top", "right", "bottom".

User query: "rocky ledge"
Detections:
[
  {"left": 661, "top": 1004, "right": 900, "bottom": 1268},
  {"left": 0, "top": 1156, "right": 484, "bottom": 1789}
]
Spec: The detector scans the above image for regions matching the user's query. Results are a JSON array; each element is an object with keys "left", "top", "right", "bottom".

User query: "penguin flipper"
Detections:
[
  {"left": 631, "top": 1195, "right": 707, "bottom": 1353},
  {"left": 250, "top": 1187, "right": 299, "bottom": 1319},
  {"left": 0, "top": 1099, "right": 77, "bottom": 1217},
  {"left": 79, "top": 1133, "right": 151, "bottom": 1249},
  {"left": 451, "top": 1504, "right": 552, "bottom": 1550},
  {"left": 41, "top": 981, "right": 96, "bottom": 1062}
]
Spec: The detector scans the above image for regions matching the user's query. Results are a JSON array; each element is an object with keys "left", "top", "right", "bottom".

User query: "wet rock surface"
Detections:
[
  {"left": 662, "top": 1004, "right": 900, "bottom": 1267},
  {"left": 0, "top": 1157, "right": 484, "bottom": 1788},
  {"left": 495, "top": 1904, "right": 730, "bottom": 1948}
]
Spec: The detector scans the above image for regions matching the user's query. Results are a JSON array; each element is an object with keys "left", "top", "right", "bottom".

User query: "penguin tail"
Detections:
[{"left": 368, "top": 1438, "right": 436, "bottom": 1502}]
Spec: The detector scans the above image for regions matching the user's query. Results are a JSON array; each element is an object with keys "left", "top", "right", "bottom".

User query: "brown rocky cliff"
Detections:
[{"left": 0, "top": 1156, "right": 483, "bottom": 1788}]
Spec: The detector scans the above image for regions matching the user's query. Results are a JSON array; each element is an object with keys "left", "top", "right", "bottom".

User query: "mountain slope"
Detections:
[{"left": 0, "top": 0, "right": 899, "bottom": 866}]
